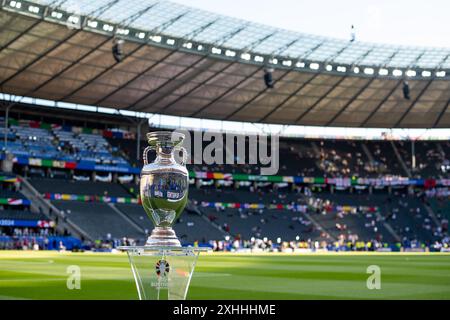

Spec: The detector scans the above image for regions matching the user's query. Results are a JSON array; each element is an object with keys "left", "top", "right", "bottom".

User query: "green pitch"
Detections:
[{"left": 0, "top": 251, "right": 450, "bottom": 300}]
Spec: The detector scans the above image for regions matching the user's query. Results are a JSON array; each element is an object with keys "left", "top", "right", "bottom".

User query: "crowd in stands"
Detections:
[
  {"left": 0, "top": 118, "right": 448, "bottom": 252},
  {"left": 207, "top": 236, "right": 450, "bottom": 253},
  {"left": 1, "top": 124, "right": 130, "bottom": 168}
]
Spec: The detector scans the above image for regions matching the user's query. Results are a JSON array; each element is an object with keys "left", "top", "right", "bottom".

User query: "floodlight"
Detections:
[
  {"left": 112, "top": 39, "right": 124, "bottom": 63},
  {"left": 403, "top": 81, "right": 410, "bottom": 100},
  {"left": 264, "top": 68, "right": 275, "bottom": 89}
]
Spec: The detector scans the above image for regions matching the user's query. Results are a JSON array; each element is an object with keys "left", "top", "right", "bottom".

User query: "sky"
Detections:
[{"left": 172, "top": 0, "right": 450, "bottom": 48}]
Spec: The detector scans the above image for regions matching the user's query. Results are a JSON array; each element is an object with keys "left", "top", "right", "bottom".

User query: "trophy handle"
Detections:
[
  {"left": 175, "top": 147, "right": 188, "bottom": 166},
  {"left": 142, "top": 146, "right": 154, "bottom": 166}
]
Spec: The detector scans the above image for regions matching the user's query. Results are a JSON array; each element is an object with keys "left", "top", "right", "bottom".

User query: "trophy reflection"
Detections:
[{"left": 140, "top": 131, "right": 188, "bottom": 247}]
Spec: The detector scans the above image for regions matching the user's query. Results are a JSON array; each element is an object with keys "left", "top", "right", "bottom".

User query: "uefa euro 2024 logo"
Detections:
[{"left": 156, "top": 259, "right": 170, "bottom": 277}]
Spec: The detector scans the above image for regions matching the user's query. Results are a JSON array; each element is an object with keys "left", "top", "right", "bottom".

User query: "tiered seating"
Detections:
[
  {"left": 0, "top": 209, "right": 47, "bottom": 221},
  {"left": 53, "top": 201, "right": 144, "bottom": 240},
  {"left": 30, "top": 178, "right": 132, "bottom": 197},
  {"left": 191, "top": 188, "right": 324, "bottom": 241},
  {"left": 6, "top": 126, "right": 58, "bottom": 159},
  {"left": 365, "top": 141, "right": 405, "bottom": 176},
  {"left": 316, "top": 140, "right": 369, "bottom": 177},
  {"left": 309, "top": 193, "right": 393, "bottom": 242},
  {"left": 114, "top": 203, "right": 223, "bottom": 243},
  {"left": 396, "top": 141, "right": 447, "bottom": 178},
  {"left": 1, "top": 124, "right": 131, "bottom": 168},
  {"left": 0, "top": 127, "right": 15, "bottom": 141},
  {"left": 319, "top": 192, "right": 436, "bottom": 243}
]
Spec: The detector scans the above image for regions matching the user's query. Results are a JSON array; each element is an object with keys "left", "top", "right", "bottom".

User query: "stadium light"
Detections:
[
  {"left": 270, "top": 58, "right": 279, "bottom": 64},
  {"left": 118, "top": 29, "right": 130, "bottom": 35},
  {"left": 282, "top": 60, "right": 292, "bottom": 67},
  {"left": 326, "top": 64, "right": 333, "bottom": 71},
  {"left": 9, "top": 1, "right": 21, "bottom": 9},
  {"left": 51, "top": 11, "right": 63, "bottom": 19},
  {"left": 353, "top": 67, "right": 360, "bottom": 74},
  {"left": 337, "top": 66, "right": 346, "bottom": 72},
  {"left": 197, "top": 44, "right": 204, "bottom": 51},
  {"left": 406, "top": 70, "right": 416, "bottom": 77},
  {"left": 137, "top": 32, "right": 146, "bottom": 39},
  {"left": 310, "top": 63, "right": 320, "bottom": 70},
  {"left": 225, "top": 50, "right": 236, "bottom": 57},
  {"left": 436, "top": 71, "right": 446, "bottom": 77},
  {"left": 102, "top": 24, "right": 114, "bottom": 32},
  {"left": 393, "top": 69, "right": 403, "bottom": 76},
  {"left": 364, "top": 68, "right": 374, "bottom": 75},
  {"left": 150, "top": 35, "right": 162, "bottom": 43},
  {"left": 183, "top": 42, "right": 193, "bottom": 49},
  {"left": 254, "top": 55, "right": 264, "bottom": 62},
  {"left": 296, "top": 61, "right": 305, "bottom": 68},
  {"left": 379, "top": 68, "right": 389, "bottom": 76},
  {"left": 241, "top": 53, "right": 251, "bottom": 60},
  {"left": 166, "top": 39, "right": 176, "bottom": 45},
  {"left": 28, "top": 5, "right": 39, "bottom": 13},
  {"left": 87, "top": 20, "right": 98, "bottom": 28},
  {"left": 421, "top": 70, "right": 431, "bottom": 77},
  {"left": 211, "top": 47, "right": 222, "bottom": 54},
  {"left": 68, "top": 16, "right": 80, "bottom": 25}
]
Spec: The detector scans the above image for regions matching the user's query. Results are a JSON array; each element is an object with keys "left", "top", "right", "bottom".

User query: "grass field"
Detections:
[{"left": 0, "top": 251, "right": 450, "bottom": 300}]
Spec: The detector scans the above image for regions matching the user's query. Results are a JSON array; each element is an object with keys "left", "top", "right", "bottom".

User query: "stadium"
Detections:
[{"left": 0, "top": 0, "right": 449, "bottom": 301}]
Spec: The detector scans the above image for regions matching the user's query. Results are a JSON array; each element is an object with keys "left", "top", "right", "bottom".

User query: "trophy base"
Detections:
[
  {"left": 118, "top": 246, "right": 210, "bottom": 300},
  {"left": 146, "top": 227, "right": 181, "bottom": 247}
]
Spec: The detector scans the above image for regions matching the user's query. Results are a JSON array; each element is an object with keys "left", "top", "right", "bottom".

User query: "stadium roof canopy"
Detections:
[{"left": 0, "top": 0, "right": 449, "bottom": 128}]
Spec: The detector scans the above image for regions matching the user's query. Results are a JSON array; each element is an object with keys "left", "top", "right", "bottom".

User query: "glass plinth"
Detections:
[{"left": 118, "top": 246, "right": 210, "bottom": 300}]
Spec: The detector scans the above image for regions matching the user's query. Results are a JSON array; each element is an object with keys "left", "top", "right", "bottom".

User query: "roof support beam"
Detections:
[
  {"left": 360, "top": 80, "right": 403, "bottom": 127},
  {"left": 189, "top": 33, "right": 310, "bottom": 118},
  {"left": 433, "top": 99, "right": 450, "bottom": 128},
  {"left": 154, "top": 61, "right": 236, "bottom": 113},
  {"left": 96, "top": 18, "right": 222, "bottom": 108},
  {"left": 59, "top": 10, "right": 188, "bottom": 101},
  {"left": 258, "top": 72, "right": 320, "bottom": 122},
  {"left": 0, "top": 28, "right": 82, "bottom": 88},
  {"left": 129, "top": 26, "right": 270, "bottom": 112},
  {"left": 295, "top": 76, "right": 348, "bottom": 123},
  {"left": 326, "top": 77, "right": 377, "bottom": 126},
  {"left": 19, "top": 35, "right": 115, "bottom": 99},
  {"left": 189, "top": 64, "right": 265, "bottom": 118},
  {"left": 223, "top": 69, "right": 293, "bottom": 121},
  {"left": 0, "top": 18, "right": 43, "bottom": 53},
  {"left": 394, "top": 79, "right": 434, "bottom": 127},
  {"left": 162, "top": 34, "right": 300, "bottom": 111}
]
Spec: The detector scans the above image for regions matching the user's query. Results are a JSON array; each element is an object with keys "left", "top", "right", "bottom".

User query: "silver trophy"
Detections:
[
  {"left": 119, "top": 131, "right": 208, "bottom": 300},
  {"left": 140, "top": 131, "right": 188, "bottom": 247}
]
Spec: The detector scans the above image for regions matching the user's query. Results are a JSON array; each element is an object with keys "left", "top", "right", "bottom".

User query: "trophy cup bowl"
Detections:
[{"left": 140, "top": 131, "right": 188, "bottom": 247}]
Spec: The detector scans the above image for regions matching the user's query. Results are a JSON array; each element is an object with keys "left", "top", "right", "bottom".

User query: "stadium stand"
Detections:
[
  {"left": 30, "top": 178, "right": 133, "bottom": 198},
  {"left": 0, "top": 0, "right": 449, "bottom": 253},
  {"left": 51, "top": 201, "right": 144, "bottom": 241},
  {"left": 0, "top": 118, "right": 447, "bottom": 251}
]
